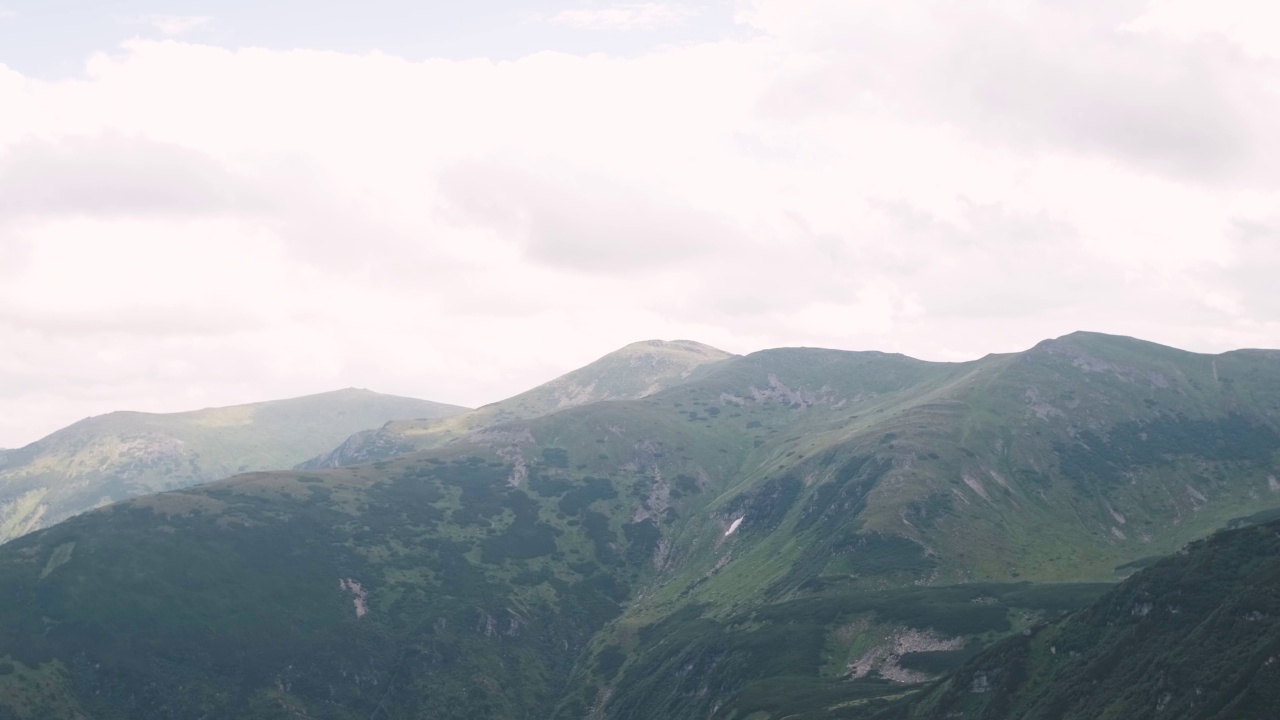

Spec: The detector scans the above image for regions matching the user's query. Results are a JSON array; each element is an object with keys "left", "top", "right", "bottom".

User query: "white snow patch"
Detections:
[
  {"left": 1269, "top": 475, "right": 1279, "bottom": 493},
  {"left": 1185, "top": 484, "right": 1208, "bottom": 507},
  {"left": 962, "top": 473, "right": 991, "bottom": 502},
  {"left": 724, "top": 516, "right": 744, "bottom": 537},
  {"left": 339, "top": 578, "right": 368, "bottom": 618},
  {"left": 1107, "top": 504, "right": 1127, "bottom": 525}
]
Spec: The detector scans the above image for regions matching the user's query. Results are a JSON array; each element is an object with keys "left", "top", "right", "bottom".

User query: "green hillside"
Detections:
[
  {"left": 297, "top": 339, "right": 733, "bottom": 468},
  {"left": 0, "top": 332, "right": 1277, "bottom": 718},
  {"left": 0, "top": 389, "right": 468, "bottom": 543},
  {"left": 887, "top": 516, "right": 1280, "bottom": 720}
]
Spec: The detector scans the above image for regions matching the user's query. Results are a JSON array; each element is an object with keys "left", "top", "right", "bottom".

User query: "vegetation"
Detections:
[
  {"left": 0, "top": 332, "right": 1276, "bottom": 718},
  {"left": 298, "top": 339, "right": 734, "bottom": 467},
  {"left": 888, "top": 517, "right": 1280, "bottom": 720},
  {"left": 0, "top": 389, "right": 467, "bottom": 543}
]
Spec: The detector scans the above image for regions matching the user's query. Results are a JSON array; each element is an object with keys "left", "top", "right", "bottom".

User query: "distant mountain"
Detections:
[
  {"left": 886, "top": 516, "right": 1280, "bottom": 720},
  {"left": 298, "top": 339, "right": 732, "bottom": 468},
  {"left": 0, "top": 389, "right": 467, "bottom": 542},
  {"left": 0, "top": 333, "right": 1277, "bottom": 719}
]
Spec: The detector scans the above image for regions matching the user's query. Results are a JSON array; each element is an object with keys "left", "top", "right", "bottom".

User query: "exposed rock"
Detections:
[{"left": 848, "top": 628, "right": 965, "bottom": 683}]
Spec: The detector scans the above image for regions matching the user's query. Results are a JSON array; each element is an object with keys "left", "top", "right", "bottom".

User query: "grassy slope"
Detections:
[
  {"left": 551, "top": 334, "right": 1280, "bottom": 719},
  {"left": 886, "top": 517, "right": 1280, "bottom": 720},
  {"left": 0, "top": 333, "right": 1277, "bottom": 718},
  {"left": 0, "top": 389, "right": 468, "bottom": 543},
  {"left": 297, "top": 339, "right": 733, "bottom": 468}
]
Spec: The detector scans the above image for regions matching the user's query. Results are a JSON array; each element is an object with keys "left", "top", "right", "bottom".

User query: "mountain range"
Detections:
[
  {"left": 297, "top": 339, "right": 731, "bottom": 469},
  {"left": 0, "top": 332, "right": 1277, "bottom": 719},
  {"left": 0, "top": 389, "right": 467, "bottom": 543}
]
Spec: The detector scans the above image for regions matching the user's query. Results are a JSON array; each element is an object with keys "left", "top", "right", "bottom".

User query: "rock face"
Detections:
[
  {"left": 0, "top": 389, "right": 467, "bottom": 543},
  {"left": 848, "top": 628, "right": 966, "bottom": 683}
]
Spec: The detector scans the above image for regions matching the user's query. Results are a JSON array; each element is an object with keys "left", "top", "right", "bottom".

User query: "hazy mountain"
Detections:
[
  {"left": 0, "top": 389, "right": 467, "bottom": 542},
  {"left": 297, "top": 339, "right": 732, "bottom": 469},
  {"left": 0, "top": 333, "right": 1277, "bottom": 719}
]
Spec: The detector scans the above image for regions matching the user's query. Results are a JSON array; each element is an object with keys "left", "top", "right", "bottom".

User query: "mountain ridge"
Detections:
[
  {"left": 0, "top": 388, "right": 468, "bottom": 543},
  {"left": 0, "top": 331, "right": 1277, "bottom": 718},
  {"left": 298, "top": 338, "right": 734, "bottom": 469}
]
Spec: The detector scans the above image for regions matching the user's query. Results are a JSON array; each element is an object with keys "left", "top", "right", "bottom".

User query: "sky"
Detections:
[{"left": 1, "top": 0, "right": 1279, "bottom": 448}]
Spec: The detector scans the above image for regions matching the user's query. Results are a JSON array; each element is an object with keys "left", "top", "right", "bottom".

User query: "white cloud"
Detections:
[
  {"left": 1125, "top": 0, "right": 1280, "bottom": 60},
  {"left": 127, "top": 15, "right": 212, "bottom": 38},
  {"left": 0, "top": 1, "right": 1278, "bottom": 447},
  {"left": 0, "top": 9, "right": 19, "bottom": 20},
  {"left": 547, "top": 3, "right": 693, "bottom": 31}
]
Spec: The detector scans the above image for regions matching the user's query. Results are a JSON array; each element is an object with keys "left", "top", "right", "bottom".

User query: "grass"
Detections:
[
  {"left": 0, "top": 389, "right": 466, "bottom": 543},
  {"left": 0, "top": 332, "right": 1278, "bottom": 718}
]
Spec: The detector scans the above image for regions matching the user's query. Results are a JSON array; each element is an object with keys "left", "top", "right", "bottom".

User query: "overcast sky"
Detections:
[{"left": 1, "top": 0, "right": 1279, "bottom": 447}]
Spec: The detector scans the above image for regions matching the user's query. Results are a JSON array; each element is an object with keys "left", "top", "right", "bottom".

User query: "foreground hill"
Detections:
[
  {"left": 298, "top": 339, "right": 732, "bottom": 468},
  {"left": 884, "top": 516, "right": 1280, "bottom": 720},
  {"left": 0, "top": 332, "right": 1277, "bottom": 718},
  {"left": 0, "top": 389, "right": 467, "bottom": 542}
]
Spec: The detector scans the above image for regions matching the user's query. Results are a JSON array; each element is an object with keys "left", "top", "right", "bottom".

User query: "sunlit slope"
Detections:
[
  {"left": 298, "top": 339, "right": 732, "bottom": 468},
  {"left": 0, "top": 333, "right": 1277, "bottom": 718},
  {"left": 552, "top": 334, "right": 1280, "bottom": 718},
  {"left": 0, "top": 388, "right": 467, "bottom": 542}
]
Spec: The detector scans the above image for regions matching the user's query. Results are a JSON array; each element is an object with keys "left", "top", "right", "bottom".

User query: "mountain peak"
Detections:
[
  {"left": 1027, "top": 330, "right": 1206, "bottom": 360},
  {"left": 514, "top": 339, "right": 733, "bottom": 411},
  {"left": 610, "top": 339, "right": 729, "bottom": 356}
]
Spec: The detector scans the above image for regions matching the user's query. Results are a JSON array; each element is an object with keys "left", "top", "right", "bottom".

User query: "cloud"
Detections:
[
  {"left": 1, "top": 2, "right": 1279, "bottom": 446},
  {"left": 1126, "top": 0, "right": 1280, "bottom": 60},
  {"left": 547, "top": 3, "right": 693, "bottom": 31},
  {"left": 436, "top": 162, "right": 741, "bottom": 273},
  {"left": 128, "top": 15, "right": 212, "bottom": 37},
  {"left": 0, "top": 9, "right": 19, "bottom": 20},
  {"left": 745, "top": 0, "right": 1280, "bottom": 185},
  {"left": 0, "top": 134, "right": 265, "bottom": 220}
]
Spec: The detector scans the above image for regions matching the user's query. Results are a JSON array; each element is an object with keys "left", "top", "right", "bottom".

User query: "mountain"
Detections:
[
  {"left": 297, "top": 339, "right": 733, "bottom": 468},
  {"left": 0, "top": 389, "right": 468, "bottom": 543},
  {"left": 883, "top": 516, "right": 1280, "bottom": 720},
  {"left": 0, "top": 332, "right": 1277, "bottom": 719}
]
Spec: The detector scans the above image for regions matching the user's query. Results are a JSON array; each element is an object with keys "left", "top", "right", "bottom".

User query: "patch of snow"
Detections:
[
  {"left": 962, "top": 473, "right": 991, "bottom": 502},
  {"left": 724, "top": 516, "right": 744, "bottom": 537},
  {"left": 1269, "top": 475, "right": 1279, "bottom": 493},
  {"left": 339, "top": 578, "right": 368, "bottom": 618},
  {"left": 1185, "top": 484, "right": 1208, "bottom": 507},
  {"left": 1107, "top": 504, "right": 1127, "bottom": 525}
]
